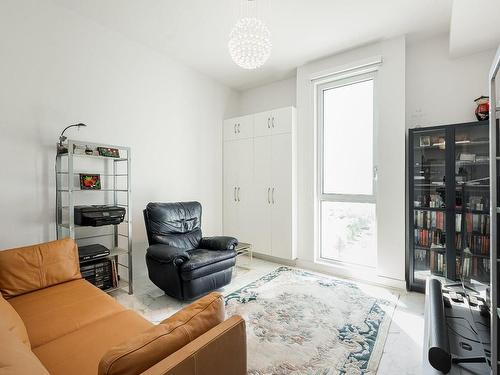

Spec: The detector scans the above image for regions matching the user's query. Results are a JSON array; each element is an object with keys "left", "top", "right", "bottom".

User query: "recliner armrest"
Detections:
[
  {"left": 146, "top": 245, "right": 190, "bottom": 265},
  {"left": 199, "top": 236, "right": 238, "bottom": 251}
]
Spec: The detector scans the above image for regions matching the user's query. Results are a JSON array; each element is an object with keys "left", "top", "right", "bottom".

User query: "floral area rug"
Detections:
[{"left": 224, "top": 266, "right": 399, "bottom": 375}]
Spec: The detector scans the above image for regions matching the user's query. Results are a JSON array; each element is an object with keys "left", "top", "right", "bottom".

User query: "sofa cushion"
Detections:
[
  {"left": 98, "top": 292, "right": 225, "bottom": 375},
  {"left": 33, "top": 310, "right": 152, "bottom": 375},
  {"left": 0, "top": 238, "right": 81, "bottom": 299},
  {"left": 10, "top": 279, "right": 125, "bottom": 348},
  {"left": 0, "top": 329, "right": 49, "bottom": 375},
  {"left": 0, "top": 293, "right": 30, "bottom": 348}
]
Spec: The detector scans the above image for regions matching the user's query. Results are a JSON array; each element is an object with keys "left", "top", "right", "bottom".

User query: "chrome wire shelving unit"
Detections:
[
  {"left": 489, "top": 44, "right": 500, "bottom": 375},
  {"left": 56, "top": 139, "right": 133, "bottom": 295}
]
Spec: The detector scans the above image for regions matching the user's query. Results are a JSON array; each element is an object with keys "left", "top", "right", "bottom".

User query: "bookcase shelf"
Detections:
[
  {"left": 413, "top": 207, "right": 446, "bottom": 211},
  {"left": 408, "top": 120, "right": 490, "bottom": 292},
  {"left": 56, "top": 139, "right": 133, "bottom": 295}
]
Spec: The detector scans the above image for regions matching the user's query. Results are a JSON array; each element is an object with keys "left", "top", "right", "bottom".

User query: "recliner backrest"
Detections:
[{"left": 143, "top": 202, "right": 202, "bottom": 250}]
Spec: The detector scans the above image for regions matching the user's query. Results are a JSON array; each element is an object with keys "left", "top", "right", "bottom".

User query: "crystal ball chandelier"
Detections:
[{"left": 228, "top": 3, "right": 272, "bottom": 70}]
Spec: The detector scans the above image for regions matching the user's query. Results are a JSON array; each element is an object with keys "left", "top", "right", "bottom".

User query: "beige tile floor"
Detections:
[{"left": 111, "top": 252, "right": 424, "bottom": 375}]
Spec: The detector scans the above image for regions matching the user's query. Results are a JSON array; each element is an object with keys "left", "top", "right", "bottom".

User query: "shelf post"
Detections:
[
  {"left": 127, "top": 148, "right": 133, "bottom": 295},
  {"left": 68, "top": 140, "right": 75, "bottom": 239},
  {"left": 56, "top": 154, "right": 62, "bottom": 239},
  {"left": 489, "top": 44, "right": 500, "bottom": 375}
]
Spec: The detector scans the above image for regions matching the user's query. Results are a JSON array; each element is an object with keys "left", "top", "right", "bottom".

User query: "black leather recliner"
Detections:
[{"left": 143, "top": 201, "right": 238, "bottom": 300}]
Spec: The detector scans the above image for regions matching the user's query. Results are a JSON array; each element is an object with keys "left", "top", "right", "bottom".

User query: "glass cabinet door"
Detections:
[
  {"left": 454, "top": 124, "right": 490, "bottom": 283},
  {"left": 412, "top": 129, "right": 447, "bottom": 284}
]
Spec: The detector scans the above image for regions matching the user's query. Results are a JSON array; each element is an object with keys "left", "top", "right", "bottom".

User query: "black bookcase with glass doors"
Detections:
[{"left": 407, "top": 120, "right": 491, "bottom": 292}]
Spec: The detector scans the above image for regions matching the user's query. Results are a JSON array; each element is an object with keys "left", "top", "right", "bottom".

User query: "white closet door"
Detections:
[
  {"left": 235, "top": 137, "right": 254, "bottom": 243},
  {"left": 251, "top": 136, "right": 272, "bottom": 255},
  {"left": 271, "top": 133, "right": 293, "bottom": 259},
  {"left": 223, "top": 140, "right": 240, "bottom": 237},
  {"left": 223, "top": 119, "right": 239, "bottom": 141},
  {"left": 253, "top": 110, "right": 273, "bottom": 137},
  {"left": 223, "top": 115, "right": 253, "bottom": 141},
  {"left": 235, "top": 115, "right": 254, "bottom": 139},
  {"left": 271, "top": 107, "right": 293, "bottom": 135}
]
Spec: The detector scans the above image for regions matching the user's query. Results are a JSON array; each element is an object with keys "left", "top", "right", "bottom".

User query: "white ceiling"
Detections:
[
  {"left": 449, "top": 0, "right": 500, "bottom": 57},
  {"left": 52, "top": 0, "right": 454, "bottom": 90},
  {"left": 50, "top": 0, "right": 500, "bottom": 92}
]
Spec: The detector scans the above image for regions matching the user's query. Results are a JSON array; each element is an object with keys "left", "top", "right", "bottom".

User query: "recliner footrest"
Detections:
[
  {"left": 180, "top": 256, "right": 236, "bottom": 281},
  {"left": 181, "top": 249, "right": 236, "bottom": 273}
]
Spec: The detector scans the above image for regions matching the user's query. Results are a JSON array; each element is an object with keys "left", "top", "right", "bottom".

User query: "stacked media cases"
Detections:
[{"left": 80, "top": 258, "right": 119, "bottom": 291}]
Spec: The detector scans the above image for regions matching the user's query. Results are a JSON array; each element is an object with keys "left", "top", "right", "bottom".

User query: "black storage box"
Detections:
[
  {"left": 80, "top": 259, "right": 115, "bottom": 291},
  {"left": 78, "top": 244, "right": 110, "bottom": 261},
  {"left": 74, "top": 205, "right": 126, "bottom": 227}
]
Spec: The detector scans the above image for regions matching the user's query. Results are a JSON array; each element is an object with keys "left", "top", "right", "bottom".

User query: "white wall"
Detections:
[
  {"left": 406, "top": 34, "right": 496, "bottom": 128},
  {"left": 0, "top": 0, "right": 238, "bottom": 250},
  {"left": 234, "top": 34, "right": 497, "bottom": 287},
  {"left": 238, "top": 77, "right": 296, "bottom": 115},
  {"left": 233, "top": 38, "right": 408, "bottom": 286},
  {"left": 296, "top": 36, "right": 407, "bottom": 286}
]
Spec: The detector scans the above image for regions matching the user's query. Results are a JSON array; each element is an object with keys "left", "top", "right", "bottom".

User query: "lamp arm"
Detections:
[{"left": 59, "top": 123, "right": 87, "bottom": 146}]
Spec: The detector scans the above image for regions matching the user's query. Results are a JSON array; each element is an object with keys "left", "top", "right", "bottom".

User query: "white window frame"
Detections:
[{"left": 316, "top": 72, "right": 378, "bottom": 266}]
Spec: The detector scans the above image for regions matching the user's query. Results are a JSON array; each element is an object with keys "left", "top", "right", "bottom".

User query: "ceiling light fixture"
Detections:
[{"left": 228, "top": 0, "right": 271, "bottom": 70}]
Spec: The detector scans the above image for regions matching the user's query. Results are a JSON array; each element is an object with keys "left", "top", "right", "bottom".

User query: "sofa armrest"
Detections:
[
  {"left": 146, "top": 244, "right": 190, "bottom": 265},
  {"left": 199, "top": 236, "right": 238, "bottom": 251},
  {"left": 0, "top": 238, "right": 81, "bottom": 299},
  {"left": 140, "top": 315, "right": 246, "bottom": 375}
]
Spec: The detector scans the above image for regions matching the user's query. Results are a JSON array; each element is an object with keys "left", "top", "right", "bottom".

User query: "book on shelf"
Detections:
[
  {"left": 455, "top": 212, "right": 489, "bottom": 234},
  {"left": 414, "top": 228, "right": 445, "bottom": 248},
  {"left": 459, "top": 249, "right": 490, "bottom": 279},
  {"left": 414, "top": 210, "right": 445, "bottom": 230},
  {"left": 430, "top": 248, "right": 446, "bottom": 274},
  {"left": 456, "top": 213, "right": 462, "bottom": 232},
  {"left": 463, "top": 213, "right": 490, "bottom": 235}
]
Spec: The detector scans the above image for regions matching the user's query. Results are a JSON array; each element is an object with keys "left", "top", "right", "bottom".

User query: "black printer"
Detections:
[{"left": 74, "top": 205, "right": 126, "bottom": 226}]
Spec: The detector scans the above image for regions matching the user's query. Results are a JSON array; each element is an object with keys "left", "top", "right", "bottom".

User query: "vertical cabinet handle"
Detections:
[
  {"left": 234, "top": 187, "right": 237, "bottom": 201},
  {"left": 234, "top": 124, "right": 237, "bottom": 134},
  {"left": 267, "top": 187, "right": 271, "bottom": 204},
  {"left": 238, "top": 123, "right": 241, "bottom": 133},
  {"left": 267, "top": 117, "right": 270, "bottom": 129},
  {"left": 272, "top": 117, "right": 275, "bottom": 128},
  {"left": 237, "top": 187, "right": 241, "bottom": 201},
  {"left": 272, "top": 187, "right": 275, "bottom": 204}
]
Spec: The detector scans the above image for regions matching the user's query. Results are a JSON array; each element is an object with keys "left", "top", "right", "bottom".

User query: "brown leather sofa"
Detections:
[{"left": 0, "top": 238, "right": 247, "bottom": 375}]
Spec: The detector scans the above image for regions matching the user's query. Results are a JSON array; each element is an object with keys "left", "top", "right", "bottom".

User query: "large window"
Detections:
[{"left": 318, "top": 74, "right": 377, "bottom": 267}]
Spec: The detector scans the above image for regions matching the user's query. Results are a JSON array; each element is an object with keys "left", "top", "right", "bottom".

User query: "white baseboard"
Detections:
[
  {"left": 252, "top": 252, "right": 406, "bottom": 290},
  {"left": 295, "top": 259, "right": 407, "bottom": 291},
  {"left": 251, "top": 252, "right": 297, "bottom": 266}
]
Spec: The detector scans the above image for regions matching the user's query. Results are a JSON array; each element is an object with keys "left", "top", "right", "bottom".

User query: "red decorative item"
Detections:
[
  {"left": 474, "top": 96, "right": 489, "bottom": 121},
  {"left": 79, "top": 174, "right": 101, "bottom": 190}
]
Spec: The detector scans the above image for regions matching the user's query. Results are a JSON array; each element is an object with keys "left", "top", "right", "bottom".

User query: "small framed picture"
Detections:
[
  {"left": 419, "top": 136, "right": 431, "bottom": 147},
  {"left": 97, "top": 147, "right": 120, "bottom": 158},
  {"left": 80, "top": 174, "right": 101, "bottom": 190}
]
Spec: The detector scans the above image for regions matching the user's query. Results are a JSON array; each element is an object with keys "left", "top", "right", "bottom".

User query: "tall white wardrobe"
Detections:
[{"left": 223, "top": 106, "right": 297, "bottom": 260}]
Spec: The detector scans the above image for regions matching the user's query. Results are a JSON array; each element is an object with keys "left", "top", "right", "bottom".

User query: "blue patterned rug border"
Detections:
[{"left": 225, "top": 265, "right": 399, "bottom": 374}]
